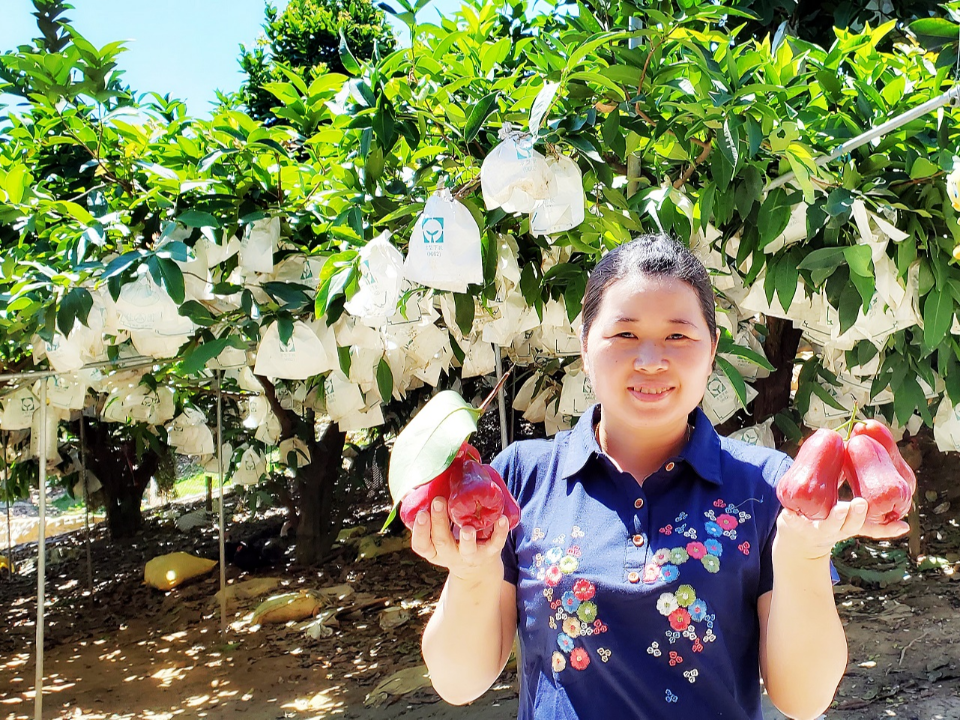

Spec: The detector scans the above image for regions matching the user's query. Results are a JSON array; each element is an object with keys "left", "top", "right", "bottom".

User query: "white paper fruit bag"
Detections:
[
  {"left": 530, "top": 154, "right": 585, "bottom": 237},
  {"left": 481, "top": 122, "right": 553, "bottom": 213},
  {"left": 403, "top": 189, "right": 483, "bottom": 293}
]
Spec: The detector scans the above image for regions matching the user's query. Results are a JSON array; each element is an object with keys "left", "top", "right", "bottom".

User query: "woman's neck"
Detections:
[{"left": 596, "top": 416, "right": 691, "bottom": 484}]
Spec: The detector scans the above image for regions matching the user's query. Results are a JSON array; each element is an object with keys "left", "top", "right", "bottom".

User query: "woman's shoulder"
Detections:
[{"left": 716, "top": 434, "right": 792, "bottom": 489}]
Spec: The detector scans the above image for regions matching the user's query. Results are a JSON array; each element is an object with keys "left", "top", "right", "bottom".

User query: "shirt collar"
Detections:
[{"left": 560, "top": 404, "right": 723, "bottom": 486}]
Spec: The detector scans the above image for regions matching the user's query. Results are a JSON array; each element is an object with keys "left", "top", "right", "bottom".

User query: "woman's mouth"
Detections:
[{"left": 629, "top": 385, "right": 675, "bottom": 401}]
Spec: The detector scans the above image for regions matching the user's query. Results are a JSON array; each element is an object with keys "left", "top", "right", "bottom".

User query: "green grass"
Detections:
[{"left": 169, "top": 471, "right": 232, "bottom": 499}]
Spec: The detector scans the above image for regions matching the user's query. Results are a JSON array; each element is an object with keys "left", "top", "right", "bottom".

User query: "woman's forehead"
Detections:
[{"left": 596, "top": 274, "right": 702, "bottom": 315}]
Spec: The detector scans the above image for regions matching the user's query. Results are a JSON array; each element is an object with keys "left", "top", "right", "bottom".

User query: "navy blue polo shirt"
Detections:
[{"left": 491, "top": 404, "right": 793, "bottom": 720}]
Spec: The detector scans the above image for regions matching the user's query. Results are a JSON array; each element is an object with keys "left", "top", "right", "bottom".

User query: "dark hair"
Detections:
[{"left": 580, "top": 233, "right": 717, "bottom": 346}]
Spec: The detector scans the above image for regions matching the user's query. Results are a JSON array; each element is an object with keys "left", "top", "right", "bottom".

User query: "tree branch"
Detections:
[
  {"left": 255, "top": 374, "right": 297, "bottom": 440},
  {"left": 673, "top": 138, "right": 713, "bottom": 189}
]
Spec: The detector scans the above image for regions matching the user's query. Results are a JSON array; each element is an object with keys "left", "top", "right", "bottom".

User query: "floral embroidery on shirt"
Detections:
[
  {"left": 597, "top": 647, "right": 612, "bottom": 663},
  {"left": 665, "top": 689, "right": 679, "bottom": 703},
  {"left": 552, "top": 651, "right": 566, "bottom": 672},
  {"left": 570, "top": 647, "right": 591, "bottom": 670},
  {"left": 572, "top": 579, "right": 595, "bottom": 601},
  {"left": 536, "top": 531, "right": 605, "bottom": 674}
]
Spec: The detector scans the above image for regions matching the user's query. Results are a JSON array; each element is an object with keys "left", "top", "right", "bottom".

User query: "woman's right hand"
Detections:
[{"left": 410, "top": 496, "right": 510, "bottom": 583}]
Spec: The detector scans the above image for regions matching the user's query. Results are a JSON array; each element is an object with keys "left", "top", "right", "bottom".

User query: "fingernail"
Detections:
[
  {"left": 432, "top": 498, "right": 443, "bottom": 512},
  {"left": 498, "top": 516, "right": 508, "bottom": 528},
  {"left": 463, "top": 527, "right": 474, "bottom": 541},
  {"left": 416, "top": 511, "right": 428, "bottom": 525}
]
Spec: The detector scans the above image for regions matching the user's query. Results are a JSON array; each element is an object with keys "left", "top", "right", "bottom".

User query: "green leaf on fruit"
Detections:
[{"left": 387, "top": 390, "right": 482, "bottom": 512}]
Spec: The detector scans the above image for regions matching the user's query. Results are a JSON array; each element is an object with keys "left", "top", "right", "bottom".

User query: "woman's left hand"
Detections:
[{"left": 774, "top": 498, "right": 910, "bottom": 563}]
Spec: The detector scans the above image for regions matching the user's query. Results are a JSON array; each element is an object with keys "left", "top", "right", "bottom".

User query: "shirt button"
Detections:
[
  {"left": 628, "top": 571, "right": 640, "bottom": 583},
  {"left": 665, "top": 462, "right": 676, "bottom": 472},
  {"left": 634, "top": 498, "right": 644, "bottom": 510},
  {"left": 632, "top": 534, "right": 645, "bottom": 548}
]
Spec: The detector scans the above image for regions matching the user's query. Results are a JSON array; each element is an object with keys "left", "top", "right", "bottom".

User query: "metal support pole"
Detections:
[
  {"left": 217, "top": 371, "right": 227, "bottom": 638},
  {"left": 627, "top": 15, "right": 643, "bottom": 199},
  {"left": 35, "top": 382, "right": 47, "bottom": 720},
  {"left": 765, "top": 85, "right": 960, "bottom": 192},
  {"left": 494, "top": 346, "right": 508, "bottom": 452},
  {"left": 79, "top": 417, "right": 93, "bottom": 591},
  {"left": 2, "top": 431, "right": 12, "bottom": 577}
]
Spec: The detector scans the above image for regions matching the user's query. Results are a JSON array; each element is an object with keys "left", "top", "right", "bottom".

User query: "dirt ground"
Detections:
[{"left": 0, "top": 444, "right": 957, "bottom": 720}]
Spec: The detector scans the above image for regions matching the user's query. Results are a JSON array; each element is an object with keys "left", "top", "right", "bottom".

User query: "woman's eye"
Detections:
[
  {"left": 667, "top": 334, "right": 687, "bottom": 340},
  {"left": 616, "top": 332, "right": 635, "bottom": 339}
]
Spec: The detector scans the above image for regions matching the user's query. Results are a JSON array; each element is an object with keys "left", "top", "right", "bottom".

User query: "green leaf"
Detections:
[
  {"left": 452, "top": 292, "right": 475, "bottom": 337},
  {"left": 717, "top": 118, "right": 740, "bottom": 170},
  {"left": 843, "top": 245, "right": 874, "bottom": 278},
  {"left": 775, "top": 255, "right": 799, "bottom": 312},
  {"left": 338, "top": 30, "right": 362, "bottom": 76},
  {"left": 909, "top": 17, "right": 960, "bottom": 50},
  {"left": 774, "top": 411, "right": 803, "bottom": 443},
  {"left": 824, "top": 188, "right": 853, "bottom": 218},
  {"left": 338, "top": 346, "right": 352, "bottom": 377},
  {"left": 182, "top": 338, "right": 229, "bottom": 375},
  {"left": 838, "top": 282, "right": 862, "bottom": 334},
  {"left": 811, "top": 383, "right": 847, "bottom": 411},
  {"left": 797, "top": 247, "right": 847, "bottom": 271},
  {"left": 57, "top": 287, "right": 94, "bottom": 336},
  {"left": 178, "top": 209, "right": 220, "bottom": 228},
  {"left": 277, "top": 314, "right": 294, "bottom": 345},
  {"left": 923, "top": 288, "right": 955, "bottom": 348},
  {"left": 377, "top": 356, "right": 393, "bottom": 403},
  {"left": 178, "top": 300, "right": 217, "bottom": 326},
  {"left": 4, "top": 164, "right": 27, "bottom": 204},
  {"left": 386, "top": 390, "right": 482, "bottom": 508},
  {"left": 102, "top": 251, "right": 142, "bottom": 279},
  {"left": 564, "top": 30, "right": 631, "bottom": 72},
  {"left": 909, "top": 156, "right": 940, "bottom": 179},
  {"left": 721, "top": 343, "right": 776, "bottom": 372},
  {"left": 715, "top": 356, "right": 748, "bottom": 409},
  {"left": 157, "top": 257, "right": 185, "bottom": 305},
  {"left": 262, "top": 281, "right": 311, "bottom": 310},
  {"left": 758, "top": 189, "right": 791, "bottom": 248},
  {"left": 463, "top": 91, "right": 499, "bottom": 143}
]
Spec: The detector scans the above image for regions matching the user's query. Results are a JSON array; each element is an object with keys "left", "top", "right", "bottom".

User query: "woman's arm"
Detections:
[
  {"left": 759, "top": 500, "right": 908, "bottom": 720},
  {"left": 413, "top": 497, "right": 519, "bottom": 705},
  {"left": 423, "top": 576, "right": 518, "bottom": 704}
]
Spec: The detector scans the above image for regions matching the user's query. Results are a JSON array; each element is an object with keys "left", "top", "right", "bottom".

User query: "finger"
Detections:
[
  {"left": 410, "top": 511, "right": 437, "bottom": 560},
  {"left": 858, "top": 519, "right": 911, "bottom": 539},
  {"left": 429, "top": 497, "right": 457, "bottom": 555},
  {"left": 479, "top": 515, "right": 511, "bottom": 558},
  {"left": 835, "top": 499, "right": 868, "bottom": 539},
  {"left": 458, "top": 525, "right": 478, "bottom": 558}
]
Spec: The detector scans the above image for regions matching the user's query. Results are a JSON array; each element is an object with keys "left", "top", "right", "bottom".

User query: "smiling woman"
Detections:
[
  {"left": 414, "top": 232, "right": 908, "bottom": 720},
  {"left": 578, "top": 234, "right": 719, "bottom": 482}
]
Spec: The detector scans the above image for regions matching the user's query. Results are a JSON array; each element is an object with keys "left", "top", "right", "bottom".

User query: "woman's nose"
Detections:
[{"left": 634, "top": 341, "right": 667, "bottom": 370}]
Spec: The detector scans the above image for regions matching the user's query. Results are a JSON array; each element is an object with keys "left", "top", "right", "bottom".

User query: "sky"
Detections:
[{"left": 0, "top": 0, "right": 463, "bottom": 116}]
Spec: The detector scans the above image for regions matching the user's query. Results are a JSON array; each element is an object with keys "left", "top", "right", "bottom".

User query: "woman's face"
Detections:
[{"left": 582, "top": 273, "right": 717, "bottom": 435}]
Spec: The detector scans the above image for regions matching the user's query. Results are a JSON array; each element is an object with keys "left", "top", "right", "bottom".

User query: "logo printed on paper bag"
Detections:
[
  {"left": 422, "top": 217, "right": 444, "bottom": 244},
  {"left": 280, "top": 337, "right": 296, "bottom": 354},
  {"left": 707, "top": 376, "right": 727, "bottom": 401},
  {"left": 515, "top": 138, "right": 534, "bottom": 160}
]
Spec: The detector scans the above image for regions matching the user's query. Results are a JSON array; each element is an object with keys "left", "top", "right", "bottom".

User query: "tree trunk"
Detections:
[
  {"left": 752, "top": 316, "right": 804, "bottom": 435},
  {"left": 105, "top": 484, "right": 144, "bottom": 538},
  {"left": 295, "top": 422, "right": 347, "bottom": 565},
  {"left": 83, "top": 420, "right": 159, "bottom": 540}
]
